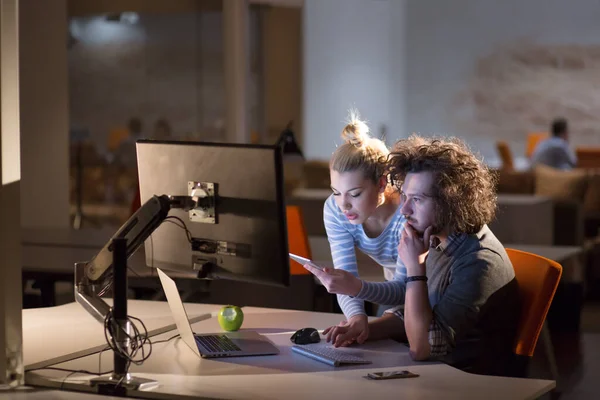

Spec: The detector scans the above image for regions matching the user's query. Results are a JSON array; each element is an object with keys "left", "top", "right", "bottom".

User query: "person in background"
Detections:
[
  {"left": 302, "top": 113, "right": 407, "bottom": 346},
  {"left": 323, "top": 135, "right": 520, "bottom": 376},
  {"left": 531, "top": 117, "right": 577, "bottom": 170},
  {"left": 113, "top": 117, "right": 144, "bottom": 168},
  {"left": 153, "top": 118, "right": 172, "bottom": 140},
  {"left": 128, "top": 117, "right": 143, "bottom": 139}
]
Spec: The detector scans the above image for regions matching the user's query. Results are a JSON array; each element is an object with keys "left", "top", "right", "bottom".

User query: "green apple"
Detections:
[{"left": 218, "top": 305, "right": 244, "bottom": 331}]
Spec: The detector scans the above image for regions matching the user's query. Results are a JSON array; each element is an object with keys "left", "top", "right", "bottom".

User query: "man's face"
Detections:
[
  {"left": 399, "top": 171, "right": 438, "bottom": 235},
  {"left": 330, "top": 170, "right": 383, "bottom": 225}
]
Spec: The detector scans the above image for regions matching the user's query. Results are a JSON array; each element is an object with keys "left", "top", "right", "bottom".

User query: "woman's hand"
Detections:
[
  {"left": 303, "top": 264, "right": 362, "bottom": 296},
  {"left": 322, "top": 315, "right": 369, "bottom": 347},
  {"left": 398, "top": 225, "right": 432, "bottom": 275}
]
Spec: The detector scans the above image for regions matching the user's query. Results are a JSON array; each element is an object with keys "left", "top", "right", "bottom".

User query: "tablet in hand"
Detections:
[{"left": 289, "top": 253, "right": 324, "bottom": 271}]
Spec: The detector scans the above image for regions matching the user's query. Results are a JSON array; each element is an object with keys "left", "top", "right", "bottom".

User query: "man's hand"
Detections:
[
  {"left": 322, "top": 315, "right": 369, "bottom": 347},
  {"left": 303, "top": 264, "right": 363, "bottom": 296},
  {"left": 398, "top": 225, "right": 432, "bottom": 275}
]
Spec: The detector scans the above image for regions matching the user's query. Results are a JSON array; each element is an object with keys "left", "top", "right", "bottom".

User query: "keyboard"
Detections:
[
  {"left": 291, "top": 345, "right": 372, "bottom": 367},
  {"left": 195, "top": 334, "right": 242, "bottom": 353}
]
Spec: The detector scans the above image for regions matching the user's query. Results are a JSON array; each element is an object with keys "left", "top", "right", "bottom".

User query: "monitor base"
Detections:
[{"left": 91, "top": 373, "right": 158, "bottom": 394}]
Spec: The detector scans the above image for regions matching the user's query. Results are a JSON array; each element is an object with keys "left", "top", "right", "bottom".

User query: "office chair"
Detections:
[
  {"left": 286, "top": 205, "right": 312, "bottom": 275},
  {"left": 506, "top": 248, "right": 562, "bottom": 379},
  {"left": 526, "top": 132, "right": 549, "bottom": 159},
  {"left": 575, "top": 147, "right": 600, "bottom": 168},
  {"left": 496, "top": 141, "right": 514, "bottom": 170},
  {"left": 287, "top": 205, "right": 331, "bottom": 311},
  {"left": 107, "top": 127, "right": 130, "bottom": 153}
]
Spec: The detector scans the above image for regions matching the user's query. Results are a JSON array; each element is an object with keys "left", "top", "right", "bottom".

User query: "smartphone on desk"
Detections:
[
  {"left": 289, "top": 253, "right": 324, "bottom": 271},
  {"left": 365, "top": 370, "right": 419, "bottom": 380}
]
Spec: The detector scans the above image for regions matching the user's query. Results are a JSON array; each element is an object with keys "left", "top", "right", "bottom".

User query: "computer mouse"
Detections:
[{"left": 290, "top": 327, "right": 321, "bottom": 345}]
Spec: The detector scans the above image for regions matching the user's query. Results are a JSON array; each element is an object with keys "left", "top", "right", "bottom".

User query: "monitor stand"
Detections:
[
  {"left": 89, "top": 238, "right": 158, "bottom": 394},
  {"left": 90, "top": 373, "right": 158, "bottom": 394}
]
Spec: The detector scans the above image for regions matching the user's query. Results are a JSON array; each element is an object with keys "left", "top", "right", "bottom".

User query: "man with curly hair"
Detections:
[{"left": 327, "top": 135, "right": 520, "bottom": 376}]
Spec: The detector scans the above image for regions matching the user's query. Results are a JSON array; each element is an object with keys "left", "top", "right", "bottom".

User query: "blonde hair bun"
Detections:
[{"left": 341, "top": 117, "right": 370, "bottom": 147}]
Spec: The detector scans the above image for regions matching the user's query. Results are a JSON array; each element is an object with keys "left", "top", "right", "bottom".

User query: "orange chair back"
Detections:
[
  {"left": 286, "top": 205, "right": 312, "bottom": 275},
  {"left": 107, "top": 127, "right": 130, "bottom": 153},
  {"left": 506, "top": 248, "right": 562, "bottom": 357},
  {"left": 496, "top": 141, "right": 514, "bottom": 170},
  {"left": 525, "top": 132, "right": 549, "bottom": 158}
]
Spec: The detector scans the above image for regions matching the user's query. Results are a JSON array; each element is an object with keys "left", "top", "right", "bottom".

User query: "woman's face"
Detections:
[{"left": 330, "top": 170, "right": 383, "bottom": 225}]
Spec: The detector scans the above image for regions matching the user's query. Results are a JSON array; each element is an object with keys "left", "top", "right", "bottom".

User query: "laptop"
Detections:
[{"left": 157, "top": 268, "right": 280, "bottom": 358}]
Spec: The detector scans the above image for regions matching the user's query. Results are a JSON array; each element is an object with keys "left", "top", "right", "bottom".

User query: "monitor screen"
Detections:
[{"left": 136, "top": 140, "right": 290, "bottom": 288}]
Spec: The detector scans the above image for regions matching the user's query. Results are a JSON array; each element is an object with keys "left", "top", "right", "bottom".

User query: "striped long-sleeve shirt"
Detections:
[{"left": 323, "top": 194, "right": 408, "bottom": 319}]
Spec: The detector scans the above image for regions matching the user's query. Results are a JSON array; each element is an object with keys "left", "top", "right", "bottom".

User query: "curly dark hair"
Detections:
[{"left": 388, "top": 135, "right": 498, "bottom": 234}]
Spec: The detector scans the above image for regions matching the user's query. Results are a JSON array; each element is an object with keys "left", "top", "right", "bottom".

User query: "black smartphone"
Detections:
[{"left": 364, "top": 370, "right": 419, "bottom": 380}]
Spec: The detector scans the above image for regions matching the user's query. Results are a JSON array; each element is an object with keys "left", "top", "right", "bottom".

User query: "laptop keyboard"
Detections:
[{"left": 195, "top": 334, "right": 242, "bottom": 353}]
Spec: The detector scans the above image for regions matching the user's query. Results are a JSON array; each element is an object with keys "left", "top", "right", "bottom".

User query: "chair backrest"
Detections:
[
  {"left": 496, "top": 141, "right": 514, "bottom": 170},
  {"left": 526, "top": 132, "right": 549, "bottom": 159},
  {"left": 107, "top": 127, "right": 130, "bottom": 153},
  {"left": 575, "top": 147, "right": 600, "bottom": 169},
  {"left": 286, "top": 205, "right": 312, "bottom": 275},
  {"left": 506, "top": 248, "right": 562, "bottom": 357}
]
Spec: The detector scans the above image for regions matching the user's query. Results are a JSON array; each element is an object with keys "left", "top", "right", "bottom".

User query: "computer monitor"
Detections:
[{"left": 136, "top": 140, "right": 290, "bottom": 288}]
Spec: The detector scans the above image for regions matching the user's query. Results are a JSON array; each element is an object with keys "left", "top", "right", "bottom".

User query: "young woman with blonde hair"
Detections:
[{"left": 303, "top": 113, "right": 407, "bottom": 345}]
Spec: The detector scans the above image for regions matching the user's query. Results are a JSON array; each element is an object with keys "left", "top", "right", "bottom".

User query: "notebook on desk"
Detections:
[{"left": 157, "top": 268, "right": 280, "bottom": 358}]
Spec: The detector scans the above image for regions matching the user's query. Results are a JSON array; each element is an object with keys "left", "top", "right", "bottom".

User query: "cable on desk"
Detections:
[
  {"left": 103, "top": 310, "right": 152, "bottom": 367},
  {"left": 152, "top": 333, "right": 181, "bottom": 344},
  {"left": 29, "top": 218, "right": 190, "bottom": 390},
  {"left": 96, "top": 334, "right": 179, "bottom": 374},
  {"left": 25, "top": 334, "right": 181, "bottom": 390}
]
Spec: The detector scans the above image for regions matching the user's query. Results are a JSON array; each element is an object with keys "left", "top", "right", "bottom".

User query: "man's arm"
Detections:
[
  {"left": 393, "top": 224, "right": 435, "bottom": 359},
  {"left": 368, "top": 310, "right": 407, "bottom": 342},
  {"left": 415, "top": 250, "right": 512, "bottom": 362},
  {"left": 403, "top": 278, "right": 433, "bottom": 360}
]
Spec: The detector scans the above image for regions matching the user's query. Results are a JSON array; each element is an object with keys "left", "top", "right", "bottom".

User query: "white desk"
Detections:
[
  {"left": 22, "top": 300, "right": 216, "bottom": 371},
  {"left": 23, "top": 300, "right": 555, "bottom": 400}
]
